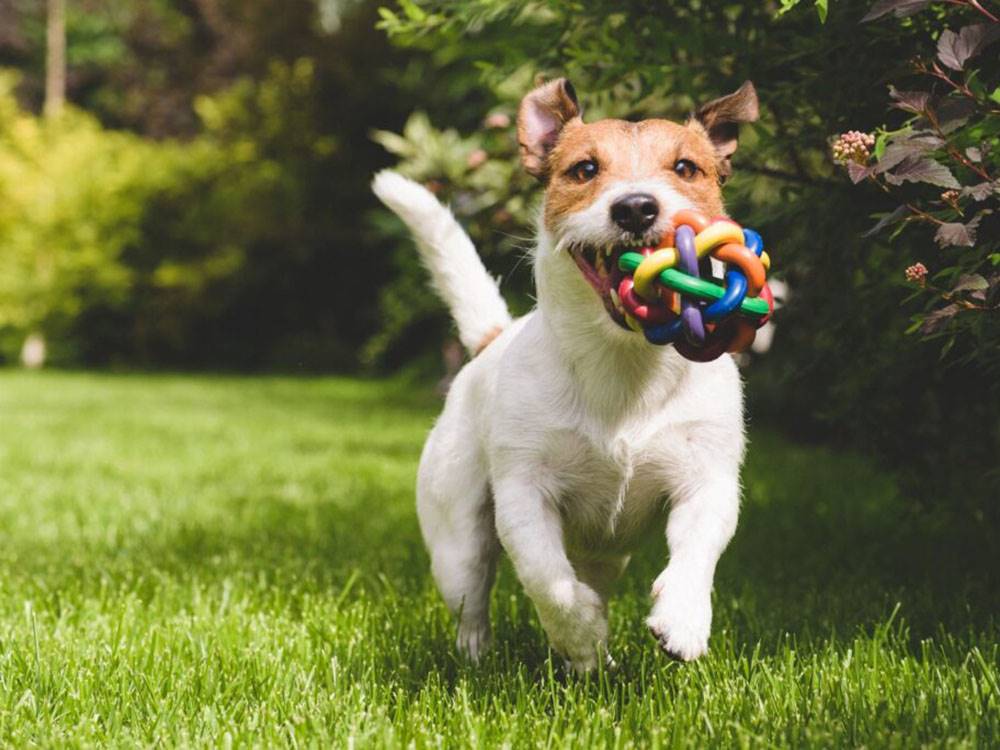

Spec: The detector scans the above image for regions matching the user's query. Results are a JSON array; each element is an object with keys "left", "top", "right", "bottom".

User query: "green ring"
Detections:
[{"left": 618, "top": 252, "right": 770, "bottom": 318}]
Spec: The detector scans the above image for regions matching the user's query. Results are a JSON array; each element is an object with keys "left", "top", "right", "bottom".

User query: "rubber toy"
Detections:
[{"left": 615, "top": 210, "right": 774, "bottom": 362}]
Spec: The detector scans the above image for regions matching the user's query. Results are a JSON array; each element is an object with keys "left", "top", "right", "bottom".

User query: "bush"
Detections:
[
  {"left": 373, "top": 0, "right": 999, "bottom": 511},
  {"left": 0, "top": 48, "right": 390, "bottom": 370},
  {"left": 0, "top": 70, "right": 190, "bottom": 363},
  {"left": 0, "top": 1, "right": 423, "bottom": 370}
]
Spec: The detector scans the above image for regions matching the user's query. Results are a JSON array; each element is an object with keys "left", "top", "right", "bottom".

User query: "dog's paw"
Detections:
[
  {"left": 456, "top": 620, "right": 492, "bottom": 663},
  {"left": 537, "top": 579, "right": 609, "bottom": 672},
  {"left": 647, "top": 574, "right": 712, "bottom": 662}
]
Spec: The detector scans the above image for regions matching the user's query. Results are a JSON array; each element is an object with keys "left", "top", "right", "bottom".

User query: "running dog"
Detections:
[{"left": 372, "top": 77, "right": 759, "bottom": 671}]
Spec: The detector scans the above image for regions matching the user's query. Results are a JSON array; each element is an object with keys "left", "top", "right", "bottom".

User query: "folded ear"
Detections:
[
  {"left": 517, "top": 78, "right": 581, "bottom": 179},
  {"left": 693, "top": 81, "right": 759, "bottom": 180}
]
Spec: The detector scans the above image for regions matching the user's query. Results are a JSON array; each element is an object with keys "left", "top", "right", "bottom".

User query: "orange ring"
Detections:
[
  {"left": 672, "top": 209, "right": 710, "bottom": 234},
  {"left": 712, "top": 243, "right": 766, "bottom": 297}
]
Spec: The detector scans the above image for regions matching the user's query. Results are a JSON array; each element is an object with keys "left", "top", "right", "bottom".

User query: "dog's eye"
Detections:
[
  {"left": 673, "top": 159, "right": 700, "bottom": 180},
  {"left": 568, "top": 159, "right": 599, "bottom": 183}
]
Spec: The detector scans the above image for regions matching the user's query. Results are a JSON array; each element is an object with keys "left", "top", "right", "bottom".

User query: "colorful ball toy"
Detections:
[{"left": 615, "top": 210, "right": 774, "bottom": 362}]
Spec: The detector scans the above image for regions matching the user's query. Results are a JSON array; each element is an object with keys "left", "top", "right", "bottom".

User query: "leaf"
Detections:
[
  {"left": 815, "top": 0, "right": 829, "bottom": 22},
  {"left": 951, "top": 274, "right": 989, "bottom": 292},
  {"left": 873, "top": 131, "right": 890, "bottom": 159},
  {"left": 863, "top": 205, "right": 909, "bottom": 237},
  {"left": 937, "top": 24, "right": 1000, "bottom": 71},
  {"left": 888, "top": 86, "right": 930, "bottom": 114},
  {"left": 874, "top": 134, "right": 942, "bottom": 173},
  {"left": 935, "top": 223, "right": 975, "bottom": 247},
  {"left": 933, "top": 98, "right": 976, "bottom": 134},
  {"left": 961, "top": 182, "right": 996, "bottom": 201},
  {"left": 919, "top": 303, "right": 961, "bottom": 334},
  {"left": 966, "top": 146, "right": 982, "bottom": 162},
  {"left": 939, "top": 335, "right": 955, "bottom": 359},
  {"left": 935, "top": 212, "right": 986, "bottom": 247},
  {"left": 884, "top": 156, "right": 960, "bottom": 189},
  {"left": 861, "top": 0, "right": 930, "bottom": 22},
  {"left": 775, "top": 0, "right": 802, "bottom": 17},
  {"left": 847, "top": 162, "right": 873, "bottom": 183}
]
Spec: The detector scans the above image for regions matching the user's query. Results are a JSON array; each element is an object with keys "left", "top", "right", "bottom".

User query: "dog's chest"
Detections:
[{"left": 540, "top": 422, "right": 682, "bottom": 544}]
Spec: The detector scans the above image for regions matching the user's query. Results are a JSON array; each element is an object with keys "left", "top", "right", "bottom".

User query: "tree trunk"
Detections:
[{"left": 44, "top": 0, "right": 66, "bottom": 118}]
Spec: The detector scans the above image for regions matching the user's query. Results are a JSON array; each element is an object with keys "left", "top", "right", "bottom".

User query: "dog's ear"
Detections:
[
  {"left": 517, "top": 78, "right": 581, "bottom": 180},
  {"left": 692, "top": 81, "right": 759, "bottom": 181}
]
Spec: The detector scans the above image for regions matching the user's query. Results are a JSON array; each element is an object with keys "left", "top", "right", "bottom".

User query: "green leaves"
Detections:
[{"left": 776, "top": 0, "right": 830, "bottom": 22}]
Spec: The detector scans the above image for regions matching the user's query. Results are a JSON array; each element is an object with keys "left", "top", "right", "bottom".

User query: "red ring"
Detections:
[
  {"left": 757, "top": 283, "right": 775, "bottom": 327},
  {"left": 618, "top": 277, "right": 674, "bottom": 324}
]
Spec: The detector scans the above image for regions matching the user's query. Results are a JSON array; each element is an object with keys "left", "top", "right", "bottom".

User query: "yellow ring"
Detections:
[
  {"left": 760, "top": 251, "right": 771, "bottom": 271},
  {"left": 694, "top": 222, "right": 745, "bottom": 257},
  {"left": 624, "top": 313, "right": 644, "bottom": 333},
  {"left": 633, "top": 248, "right": 679, "bottom": 300}
]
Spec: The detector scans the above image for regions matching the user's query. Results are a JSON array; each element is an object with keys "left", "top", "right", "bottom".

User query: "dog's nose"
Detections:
[{"left": 610, "top": 193, "right": 659, "bottom": 234}]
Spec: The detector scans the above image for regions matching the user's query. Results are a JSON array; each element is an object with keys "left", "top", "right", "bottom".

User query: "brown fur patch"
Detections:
[
  {"left": 542, "top": 119, "right": 725, "bottom": 230},
  {"left": 473, "top": 325, "right": 504, "bottom": 356}
]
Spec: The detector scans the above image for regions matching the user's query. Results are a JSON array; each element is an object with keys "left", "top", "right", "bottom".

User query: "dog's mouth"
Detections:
[{"left": 568, "top": 237, "right": 657, "bottom": 329}]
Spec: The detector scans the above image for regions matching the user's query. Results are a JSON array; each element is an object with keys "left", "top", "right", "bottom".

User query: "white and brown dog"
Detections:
[{"left": 373, "top": 78, "right": 759, "bottom": 671}]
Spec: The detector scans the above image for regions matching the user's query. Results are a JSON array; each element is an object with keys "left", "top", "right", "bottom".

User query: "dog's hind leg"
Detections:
[{"left": 417, "top": 419, "right": 499, "bottom": 662}]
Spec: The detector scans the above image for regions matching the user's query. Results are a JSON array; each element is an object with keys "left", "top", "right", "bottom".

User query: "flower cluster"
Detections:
[
  {"left": 941, "top": 189, "right": 960, "bottom": 205},
  {"left": 905, "top": 262, "right": 928, "bottom": 286},
  {"left": 832, "top": 131, "right": 875, "bottom": 165},
  {"left": 483, "top": 113, "right": 511, "bottom": 129}
]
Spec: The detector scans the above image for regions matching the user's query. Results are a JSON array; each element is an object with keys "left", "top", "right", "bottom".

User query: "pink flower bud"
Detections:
[
  {"left": 467, "top": 149, "right": 488, "bottom": 169},
  {"left": 831, "top": 131, "right": 875, "bottom": 165},
  {"left": 905, "top": 262, "right": 928, "bottom": 286},
  {"left": 484, "top": 113, "right": 511, "bottom": 129}
]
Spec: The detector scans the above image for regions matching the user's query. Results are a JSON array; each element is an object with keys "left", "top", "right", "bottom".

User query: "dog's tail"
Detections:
[{"left": 372, "top": 170, "right": 512, "bottom": 355}]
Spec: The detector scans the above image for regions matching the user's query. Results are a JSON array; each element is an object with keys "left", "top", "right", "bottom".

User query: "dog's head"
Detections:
[{"left": 519, "top": 78, "right": 758, "bottom": 334}]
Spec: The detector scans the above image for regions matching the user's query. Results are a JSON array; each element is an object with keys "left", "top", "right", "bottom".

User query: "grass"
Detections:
[{"left": 0, "top": 370, "right": 996, "bottom": 748}]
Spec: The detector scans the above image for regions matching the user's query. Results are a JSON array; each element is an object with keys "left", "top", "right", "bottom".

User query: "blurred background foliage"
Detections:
[{"left": 0, "top": 0, "right": 996, "bottom": 510}]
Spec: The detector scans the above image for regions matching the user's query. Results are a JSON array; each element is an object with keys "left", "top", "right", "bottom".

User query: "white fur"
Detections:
[
  {"left": 372, "top": 170, "right": 512, "bottom": 353},
  {"left": 551, "top": 178, "right": 695, "bottom": 252},
  {"left": 374, "top": 170, "right": 745, "bottom": 670},
  {"left": 750, "top": 278, "right": 788, "bottom": 354}
]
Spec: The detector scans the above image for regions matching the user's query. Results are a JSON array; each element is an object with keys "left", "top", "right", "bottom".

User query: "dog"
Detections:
[{"left": 372, "top": 77, "right": 759, "bottom": 671}]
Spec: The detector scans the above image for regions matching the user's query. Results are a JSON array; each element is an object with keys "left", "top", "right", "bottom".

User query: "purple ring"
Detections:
[{"left": 675, "top": 225, "right": 706, "bottom": 345}]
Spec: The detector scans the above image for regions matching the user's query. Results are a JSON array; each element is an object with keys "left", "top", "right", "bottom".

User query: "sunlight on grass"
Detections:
[{"left": 0, "top": 371, "right": 996, "bottom": 747}]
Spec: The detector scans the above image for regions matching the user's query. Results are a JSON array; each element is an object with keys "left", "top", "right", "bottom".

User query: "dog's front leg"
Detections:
[
  {"left": 493, "top": 473, "right": 608, "bottom": 672},
  {"left": 647, "top": 473, "right": 739, "bottom": 661}
]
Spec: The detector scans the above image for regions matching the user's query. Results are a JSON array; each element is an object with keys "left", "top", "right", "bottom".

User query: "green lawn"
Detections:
[{"left": 0, "top": 371, "right": 996, "bottom": 748}]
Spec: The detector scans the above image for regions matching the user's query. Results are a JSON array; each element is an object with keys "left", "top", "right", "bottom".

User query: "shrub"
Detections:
[{"left": 374, "top": 0, "right": 999, "bottom": 511}]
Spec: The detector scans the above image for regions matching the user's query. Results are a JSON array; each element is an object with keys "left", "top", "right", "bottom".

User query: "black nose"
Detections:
[{"left": 610, "top": 193, "right": 659, "bottom": 234}]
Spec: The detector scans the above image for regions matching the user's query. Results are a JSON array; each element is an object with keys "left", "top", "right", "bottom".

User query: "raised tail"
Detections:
[{"left": 372, "top": 170, "right": 512, "bottom": 354}]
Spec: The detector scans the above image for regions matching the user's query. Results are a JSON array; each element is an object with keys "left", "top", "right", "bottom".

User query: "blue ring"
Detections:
[
  {"left": 743, "top": 228, "right": 763, "bottom": 257},
  {"left": 643, "top": 318, "right": 683, "bottom": 345},
  {"left": 704, "top": 270, "right": 748, "bottom": 321}
]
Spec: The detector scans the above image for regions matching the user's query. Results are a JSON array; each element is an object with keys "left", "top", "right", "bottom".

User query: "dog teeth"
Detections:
[{"left": 609, "top": 288, "right": 626, "bottom": 316}]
